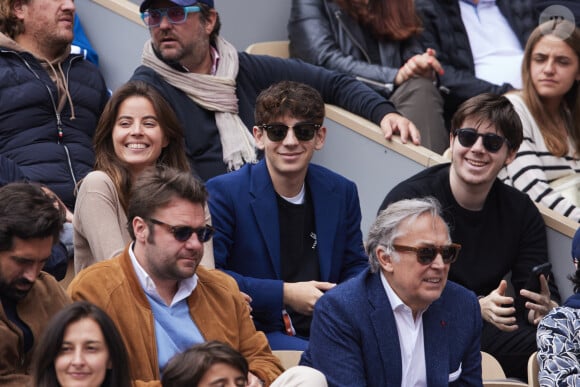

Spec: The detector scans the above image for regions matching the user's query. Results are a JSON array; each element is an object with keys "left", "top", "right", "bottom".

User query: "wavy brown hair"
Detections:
[
  {"left": 333, "top": 0, "right": 422, "bottom": 41},
  {"left": 92, "top": 80, "right": 190, "bottom": 211},
  {"left": 254, "top": 80, "right": 325, "bottom": 125},
  {"left": 0, "top": 0, "right": 27, "bottom": 39},
  {"left": 521, "top": 20, "right": 580, "bottom": 157}
]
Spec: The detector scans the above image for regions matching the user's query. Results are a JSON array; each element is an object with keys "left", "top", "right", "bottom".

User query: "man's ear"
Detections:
[
  {"left": 504, "top": 148, "right": 517, "bottom": 166},
  {"left": 203, "top": 8, "right": 218, "bottom": 36},
  {"left": 376, "top": 246, "right": 394, "bottom": 273},
  {"left": 132, "top": 217, "right": 149, "bottom": 243},
  {"left": 314, "top": 126, "right": 327, "bottom": 151},
  {"left": 12, "top": 0, "right": 25, "bottom": 19},
  {"left": 253, "top": 126, "right": 265, "bottom": 150}
]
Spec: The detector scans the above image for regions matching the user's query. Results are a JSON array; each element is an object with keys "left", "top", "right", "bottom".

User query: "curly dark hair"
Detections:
[{"left": 254, "top": 81, "right": 325, "bottom": 125}]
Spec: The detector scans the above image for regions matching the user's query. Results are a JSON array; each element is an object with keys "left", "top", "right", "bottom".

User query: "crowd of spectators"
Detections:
[{"left": 2, "top": 0, "right": 580, "bottom": 385}]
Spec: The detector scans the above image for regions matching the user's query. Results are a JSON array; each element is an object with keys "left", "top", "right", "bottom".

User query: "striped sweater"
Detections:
[{"left": 499, "top": 92, "right": 580, "bottom": 221}]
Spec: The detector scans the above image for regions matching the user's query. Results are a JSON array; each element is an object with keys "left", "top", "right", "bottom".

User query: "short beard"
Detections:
[{"left": 0, "top": 278, "right": 33, "bottom": 301}]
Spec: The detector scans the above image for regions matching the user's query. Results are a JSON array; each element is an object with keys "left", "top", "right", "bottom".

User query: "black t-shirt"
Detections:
[{"left": 277, "top": 187, "right": 319, "bottom": 337}]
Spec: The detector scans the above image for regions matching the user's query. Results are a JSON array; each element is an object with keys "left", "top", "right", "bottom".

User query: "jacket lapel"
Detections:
[
  {"left": 249, "top": 161, "right": 282, "bottom": 277},
  {"left": 308, "top": 167, "right": 340, "bottom": 281},
  {"left": 423, "top": 298, "right": 450, "bottom": 386},
  {"left": 367, "top": 273, "right": 403, "bottom": 387}
]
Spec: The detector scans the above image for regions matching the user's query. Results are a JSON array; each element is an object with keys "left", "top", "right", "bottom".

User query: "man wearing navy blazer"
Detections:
[
  {"left": 206, "top": 81, "right": 368, "bottom": 350},
  {"left": 301, "top": 198, "right": 483, "bottom": 386}
]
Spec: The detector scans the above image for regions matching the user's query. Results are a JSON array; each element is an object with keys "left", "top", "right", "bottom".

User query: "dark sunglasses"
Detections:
[
  {"left": 453, "top": 128, "right": 510, "bottom": 153},
  {"left": 259, "top": 123, "right": 321, "bottom": 142},
  {"left": 141, "top": 6, "right": 200, "bottom": 27},
  {"left": 391, "top": 243, "right": 461, "bottom": 265},
  {"left": 148, "top": 218, "right": 214, "bottom": 243}
]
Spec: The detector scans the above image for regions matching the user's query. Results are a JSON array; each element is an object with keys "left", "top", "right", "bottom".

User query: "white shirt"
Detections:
[
  {"left": 129, "top": 242, "right": 198, "bottom": 307},
  {"left": 459, "top": 0, "right": 523, "bottom": 88},
  {"left": 381, "top": 272, "right": 427, "bottom": 387}
]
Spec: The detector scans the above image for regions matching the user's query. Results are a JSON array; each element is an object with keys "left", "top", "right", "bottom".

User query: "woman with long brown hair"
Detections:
[{"left": 73, "top": 80, "right": 214, "bottom": 273}]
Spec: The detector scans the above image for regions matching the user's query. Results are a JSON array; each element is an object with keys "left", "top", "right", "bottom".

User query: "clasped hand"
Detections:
[
  {"left": 394, "top": 48, "right": 444, "bottom": 86},
  {"left": 283, "top": 281, "right": 336, "bottom": 316}
]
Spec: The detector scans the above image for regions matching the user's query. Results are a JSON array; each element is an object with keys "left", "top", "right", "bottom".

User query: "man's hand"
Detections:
[
  {"left": 520, "top": 274, "right": 558, "bottom": 325},
  {"left": 247, "top": 371, "right": 264, "bottom": 387},
  {"left": 283, "top": 281, "right": 336, "bottom": 316},
  {"left": 394, "top": 48, "right": 444, "bottom": 85},
  {"left": 380, "top": 113, "right": 421, "bottom": 145},
  {"left": 240, "top": 291, "right": 253, "bottom": 318},
  {"left": 40, "top": 186, "right": 73, "bottom": 222},
  {"left": 479, "top": 280, "right": 518, "bottom": 331}
]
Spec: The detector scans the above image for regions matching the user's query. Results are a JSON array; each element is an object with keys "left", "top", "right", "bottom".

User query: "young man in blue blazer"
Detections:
[
  {"left": 206, "top": 81, "right": 368, "bottom": 350},
  {"left": 302, "top": 197, "right": 483, "bottom": 386}
]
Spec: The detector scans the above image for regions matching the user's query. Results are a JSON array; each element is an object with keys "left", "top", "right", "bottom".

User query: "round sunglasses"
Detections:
[
  {"left": 391, "top": 243, "right": 461, "bottom": 265},
  {"left": 453, "top": 128, "right": 510, "bottom": 153},
  {"left": 259, "top": 123, "right": 321, "bottom": 142},
  {"left": 148, "top": 218, "right": 214, "bottom": 243}
]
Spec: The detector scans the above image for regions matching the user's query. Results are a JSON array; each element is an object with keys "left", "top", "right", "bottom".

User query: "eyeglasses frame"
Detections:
[
  {"left": 453, "top": 128, "right": 511, "bottom": 153},
  {"left": 141, "top": 5, "right": 201, "bottom": 27},
  {"left": 258, "top": 123, "right": 322, "bottom": 142},
  {"left": 390, "top": 243, "right": 462, "bottom": 265}
]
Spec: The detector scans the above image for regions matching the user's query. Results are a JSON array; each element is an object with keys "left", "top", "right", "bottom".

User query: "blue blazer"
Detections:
[
  {"left": 301, "top": 269, "right": 483, "bottom": 387},
  {"left": 206, "top": 160, "right": 368, "bottom": 333}
]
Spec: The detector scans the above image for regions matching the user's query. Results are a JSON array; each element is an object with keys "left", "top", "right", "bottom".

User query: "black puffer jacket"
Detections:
[
  {"left": 288, "top": 0, "right": 422, "bottom": 97},
  {"left": 0, "top": 46, "right": 109, "bottom": 210},
  {"left": 415, "top": 0, "right": 537, "bottom": 116}
]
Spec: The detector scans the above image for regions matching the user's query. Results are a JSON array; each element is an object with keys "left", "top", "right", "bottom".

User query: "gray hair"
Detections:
[{"left": 366, "top": 197, "right": 449, "bottom": 272}]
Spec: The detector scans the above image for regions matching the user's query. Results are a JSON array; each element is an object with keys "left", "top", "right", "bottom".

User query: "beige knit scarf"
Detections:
[{"left": 141, "top": 36, "right": 257, "bottom": 171}]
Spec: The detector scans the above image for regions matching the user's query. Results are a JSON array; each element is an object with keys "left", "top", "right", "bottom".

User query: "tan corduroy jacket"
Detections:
[{"left": 68, "top": 245, "right": 283, "bottom": 386}]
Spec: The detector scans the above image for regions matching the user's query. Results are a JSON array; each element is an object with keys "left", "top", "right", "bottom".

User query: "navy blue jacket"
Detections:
[
  {"left": 0, "top": 155, "right": 25, "bottom": 186},
  {"left": 0, "top": 48, "right": 109, "bottom": 210},
  {"left": 132, "top": 51, "right": 397, "bottom": 181},
  {"left": 206, "top": 160, "right": 368, "bottom": 335},
  {"left": 302, "top": 268, "right": 483, "bottom": 386}
]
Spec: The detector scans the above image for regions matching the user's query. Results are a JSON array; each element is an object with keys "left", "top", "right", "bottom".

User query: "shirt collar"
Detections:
[
  {"left": 209, "top": 44, "right": 219, "bottom": 75},
  {"left": 380, "top": 271, "right": 428, "bottom": 317}
]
